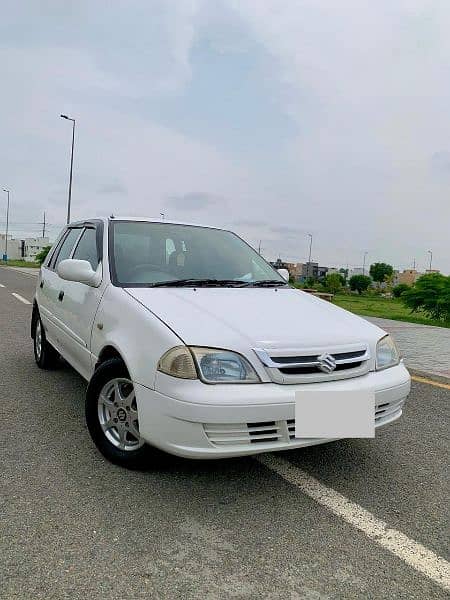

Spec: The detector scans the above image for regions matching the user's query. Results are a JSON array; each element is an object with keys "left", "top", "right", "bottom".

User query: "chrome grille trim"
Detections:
[
  {"left": 254, "top": 347, "right": 370, "bottom": 369},
  {"left": 254, "top": 345, "right": 371, "bottom": 384}
]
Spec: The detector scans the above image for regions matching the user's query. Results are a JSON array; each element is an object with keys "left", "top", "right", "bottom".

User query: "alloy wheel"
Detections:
[
  {"left": 97, "top": 378, "right": 144, "bottom": 451},
  {"left": 35, "top": 320, "right": 42, "bottom": 360}
]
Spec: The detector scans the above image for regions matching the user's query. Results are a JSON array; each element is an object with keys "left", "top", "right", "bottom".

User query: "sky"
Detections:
[{"left": 1, "top": 0, "right": 449, "bottom": 273}]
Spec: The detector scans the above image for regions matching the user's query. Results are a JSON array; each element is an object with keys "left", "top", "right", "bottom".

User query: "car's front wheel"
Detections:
[{"left": 86, "top": 358, "right": 151, "bottom": 469}]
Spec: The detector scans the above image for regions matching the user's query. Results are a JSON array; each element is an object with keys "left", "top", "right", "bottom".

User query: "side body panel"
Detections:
[{"left": 55, "top": 270, "right": 106, "bottom": 379}]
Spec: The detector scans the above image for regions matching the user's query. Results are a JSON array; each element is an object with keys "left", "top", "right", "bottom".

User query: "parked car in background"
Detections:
[{"left": 32, "top": 217, "right": 410, "bottom": 468}]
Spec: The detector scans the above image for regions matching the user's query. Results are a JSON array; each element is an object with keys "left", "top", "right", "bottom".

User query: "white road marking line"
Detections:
[
  {"left": 11, "top": 293, "right": 32, "bottom": 305},
  {"left": 257, "top": 454, "right": 450, "bottom": 591},
  {"left": 0, "top": 283, "right": 5, "bottom": 287}
]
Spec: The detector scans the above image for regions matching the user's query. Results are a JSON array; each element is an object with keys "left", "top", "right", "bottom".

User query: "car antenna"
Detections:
[{"left": 110, "top": 214, "right": 115, "bottom": 219}]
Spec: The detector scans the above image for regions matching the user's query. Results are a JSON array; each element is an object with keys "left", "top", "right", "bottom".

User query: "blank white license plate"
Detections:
[{"left": 295, "top": 389, "right": 375, "bottom": 438}]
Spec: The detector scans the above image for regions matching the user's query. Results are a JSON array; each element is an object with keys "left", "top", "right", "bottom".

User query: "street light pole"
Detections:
[
  {"left": 306, "top": 233, "right": 313, "bottom": 279},
  {"left": 362, "top": 251, "right": 368, "bottom": 276},
  {"left": 60, "top": 114, "right": 76, "bottom": 224},
  {"left": 428, "top": 250, "right": 433, "bottom": 272},
  {"left": 2, "top": 188, "right": 10, "bottom": 261}
]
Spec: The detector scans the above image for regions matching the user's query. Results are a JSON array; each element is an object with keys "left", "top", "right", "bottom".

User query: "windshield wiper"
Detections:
[
  {"left": 242, "top": 279, "right": 288, "bottom": 287},
  {"left": 148, "top": 278, "right": 250, "bottom": 287}
]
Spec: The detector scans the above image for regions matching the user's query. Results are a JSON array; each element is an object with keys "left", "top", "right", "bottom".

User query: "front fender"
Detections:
[{"left": 91, "top": 286, "right": 182, "bottom": 388}]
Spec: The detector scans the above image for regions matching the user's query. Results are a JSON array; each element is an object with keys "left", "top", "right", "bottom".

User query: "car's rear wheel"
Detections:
[
  {"left": 33, "top": 315, "right": 60, "bottom": 369},
  {"left": 86, "top": 358, "right": 151, "bottom": 469}
]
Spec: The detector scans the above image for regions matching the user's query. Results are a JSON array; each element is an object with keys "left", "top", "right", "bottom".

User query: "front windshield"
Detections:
[{"left": 110, "top": 221, "right": 286, "bottom": 287}]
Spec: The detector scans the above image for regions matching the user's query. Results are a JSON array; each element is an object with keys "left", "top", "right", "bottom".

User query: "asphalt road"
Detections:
[{"left": 1, "top": 267, "right": 449, "bottom": 600}]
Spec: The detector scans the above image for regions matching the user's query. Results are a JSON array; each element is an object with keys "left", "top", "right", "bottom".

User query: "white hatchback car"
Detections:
[{"left": 32, "top": 217, "right": 410, "bottom": 468}]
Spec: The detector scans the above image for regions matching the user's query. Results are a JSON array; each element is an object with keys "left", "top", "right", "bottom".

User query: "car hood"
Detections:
[{"left": 126, "top": 287, "right": 385, "bottom": 352}]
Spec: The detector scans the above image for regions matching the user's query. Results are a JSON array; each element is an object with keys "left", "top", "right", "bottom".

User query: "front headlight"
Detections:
[
  {"left": 157, "top": 346, "right": 261, "bottom": 383},
  {"left": 376, "top": 335, "right": 400, "bottom": 370},
  {"left": 190, "top": 347, "right": 261, "bottom": 383}
]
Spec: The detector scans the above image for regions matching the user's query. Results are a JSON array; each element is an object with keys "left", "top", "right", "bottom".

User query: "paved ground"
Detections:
[
  {"left": 1, "top": 267, "right": 449, "bottom": 599},
  {"left": 366, "top": 317, "right": 450, "bottom": 380},
  {"left": 3, "top": 266, "right": 40, "bottom": 277}
]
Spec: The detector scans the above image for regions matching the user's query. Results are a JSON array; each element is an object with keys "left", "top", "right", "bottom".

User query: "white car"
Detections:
[{"left": 32, "top": 217, "right": 410, "bottom": 468}]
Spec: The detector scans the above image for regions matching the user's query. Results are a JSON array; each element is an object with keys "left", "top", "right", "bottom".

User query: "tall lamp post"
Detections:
[
  {"left": 307, "top": 233, "right": 313, "bottom": 263},
  {"left": 60, "top": 114, "right": 76, "bottom": 224},
  {"left": 2, "top": 188, "right": 10, "bottom": 261},
  {"left": 306, "top": 233, "right": 313, "bottom": 280},
  {"left": 362, "top": 251, "right": 368, "bottom": 276},
  {"left": 427, "top": 250, "right": 433, "bottom": 272}
]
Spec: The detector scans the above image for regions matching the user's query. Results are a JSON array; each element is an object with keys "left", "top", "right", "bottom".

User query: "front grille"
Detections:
[
  {"left": 272, "top": 350, "right": 367, "bottom": 365},
  {"left": 279, "top": 361, "right": 362, "bottom": 375},
  {"left": 254, "top": 345, "right": 371, "bottom": 384},
  {"left": 203, "top": 397, "right": 405, "bottom": 448}
]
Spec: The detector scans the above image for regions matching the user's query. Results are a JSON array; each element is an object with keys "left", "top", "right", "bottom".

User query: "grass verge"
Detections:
[
  {"left": 333, "top": 293, "right": 449, "bottom": 328},
  {"left": 0, "top": 260, "right": 40, "bottom": 268}
]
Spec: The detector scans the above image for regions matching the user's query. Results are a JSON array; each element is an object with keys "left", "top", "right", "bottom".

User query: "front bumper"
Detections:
[{"left": 134, "top": 363, "right": 411, "bottom": 459}]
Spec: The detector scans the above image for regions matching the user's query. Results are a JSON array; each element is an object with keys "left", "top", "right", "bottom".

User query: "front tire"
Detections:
[
  {"left": 33, "top": 315, "right": 60, "bottom": 369},
  {"left": 86, "top": 358, "right": 151, "bottom": 469}
]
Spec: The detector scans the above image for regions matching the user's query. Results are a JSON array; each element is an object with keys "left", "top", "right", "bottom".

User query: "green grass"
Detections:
[
  {"left": 333, "top": 293, "right": 450, "bottom": 328},
  {"left": 0, "top": 259, "right": 40, "bottom": 268}
]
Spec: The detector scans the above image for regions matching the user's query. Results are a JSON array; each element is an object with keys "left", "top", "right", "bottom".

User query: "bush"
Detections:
[
  {"left": 349, "top": 274, "right": 372, "bottom": 294},
  {"left": 402, "top": 273, "right": 450, "bottom": 322},
  {"left": 36, "top": 245, "right": 52, "bottom": 265},
  {"left": 392, "top": 283, "right": 410, "bottom": 298},
  {"left": 324, "top": 272, "right": 342, "bottom": 294}
]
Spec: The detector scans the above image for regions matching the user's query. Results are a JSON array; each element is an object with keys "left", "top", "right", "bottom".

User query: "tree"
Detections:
[
  {"left": 369, "top": 262, "right": 393, "bottom": 285},
  {"left": 324, "top": 272, "right": 342, "bottom": 294},
  {"left": 339, "top": 268, "right": 348, "bottom": 283},
  {"left": 392, "top": 283, "right": 409, "bottom": 298},
  {"left": 349, "top": 274, "right": 372, "bottom": 295},
  {"left": 305, "top": 277, "right": 317, "bottom": 289},
  {"left": 402, "top": 273, "right": 450, "bottom": 322},
  {"left": 36, "top": 245, "right": 51, "bottom": 265}
]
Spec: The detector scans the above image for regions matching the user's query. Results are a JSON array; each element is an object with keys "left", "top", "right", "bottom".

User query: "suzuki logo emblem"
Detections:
[{"left": 317, "top": 352, "right": 336, "bottom": 373}]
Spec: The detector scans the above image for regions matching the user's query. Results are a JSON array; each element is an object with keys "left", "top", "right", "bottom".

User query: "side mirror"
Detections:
[
  {"left": 277, "top": 268, "right": 290, "bottom": 282},
  {"left": 57, "top": 259, "right": 101, "bottom": 287}
]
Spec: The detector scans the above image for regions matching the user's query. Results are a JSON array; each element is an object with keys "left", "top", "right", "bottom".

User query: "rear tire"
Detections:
[
  {"left": 86, "top": 358, "right": 152, "bottom": 469},
  {"left": 33, "top": 315, "right": 60, "bottom": 369}
]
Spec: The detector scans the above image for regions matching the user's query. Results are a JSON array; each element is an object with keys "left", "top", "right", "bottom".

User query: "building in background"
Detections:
[
  {"left": 298, "top": 262, "right": 329, "bottom": 282},
  {"left": 0, "top": 234, "right": 49, "bottom": 261},
  {"left": 23, "top": 237, "right": 50, "bottom": 261},
  {"left": 393, "top": 269, "right": 422, "bottom": 286},
  {"left": 270, "top": 259, "right": 304, "bottom": 281},
  {"left": 348, "top": 267, "right": 365, "bottom": 279}
]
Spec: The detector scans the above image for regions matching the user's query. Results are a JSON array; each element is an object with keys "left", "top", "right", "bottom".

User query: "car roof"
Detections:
[{"left": 68, "top": 216, "right": 224, "bottom": 230}]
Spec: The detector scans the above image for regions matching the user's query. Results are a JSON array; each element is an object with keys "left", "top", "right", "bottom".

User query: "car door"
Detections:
[
  {"left": 38, "top": 226, "right": 84, "bottom": 349},
  {"left": 55, "top": 222, "right": 105, "bottom": 379}
]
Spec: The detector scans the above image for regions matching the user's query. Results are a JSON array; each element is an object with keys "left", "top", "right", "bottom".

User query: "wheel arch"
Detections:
[{"left": 95, "top": 344, "right": 132, "bottom": 379}]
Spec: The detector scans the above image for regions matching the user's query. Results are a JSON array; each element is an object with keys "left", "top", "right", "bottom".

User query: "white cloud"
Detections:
[{"left": 1, "top": 1, "right": 449, "bottom": 272}]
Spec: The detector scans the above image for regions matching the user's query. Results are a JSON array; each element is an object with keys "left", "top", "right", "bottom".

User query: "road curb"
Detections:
[{"left": 409, "top": 368, "right": 450, "bottom": 385}]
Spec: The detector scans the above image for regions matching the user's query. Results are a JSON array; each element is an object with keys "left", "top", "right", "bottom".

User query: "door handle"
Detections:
[{"left": 58, "top": 290, "right": 64, "bottom": 302}]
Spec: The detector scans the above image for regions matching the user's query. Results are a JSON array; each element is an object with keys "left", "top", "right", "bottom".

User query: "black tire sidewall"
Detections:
[
  {"left": 34, "top": 315, "right": 58, "bottom": 369},
  {"left": 86, "top": 358, "right": 150, "bottom": 469}
]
